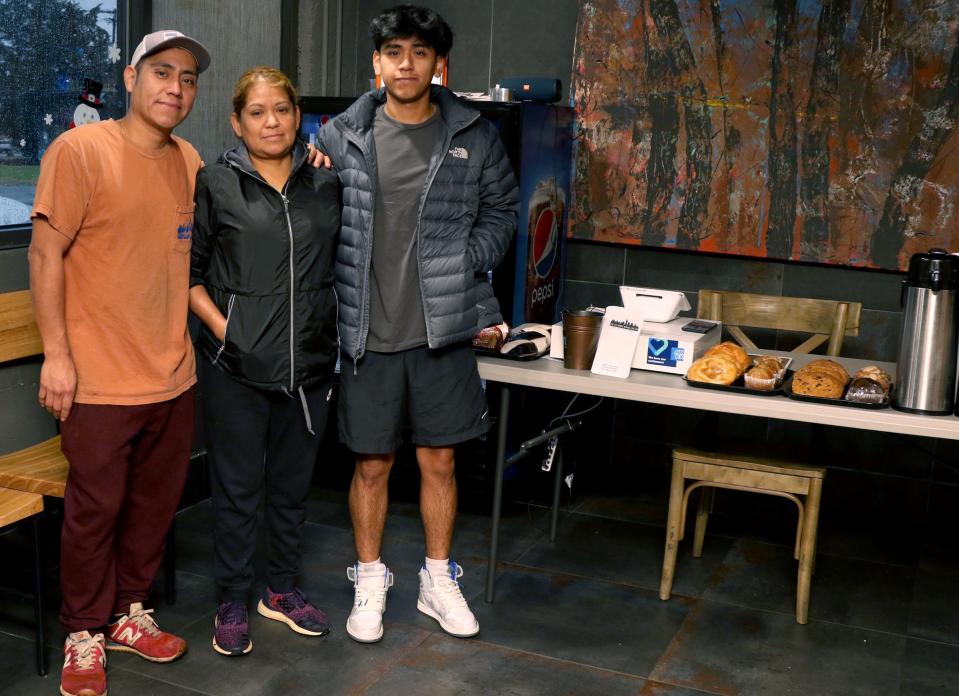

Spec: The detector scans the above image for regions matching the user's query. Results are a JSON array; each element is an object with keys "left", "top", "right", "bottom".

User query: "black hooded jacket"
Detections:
[{"left": 190, "top": 140, "right": 340, "bottom": 392}]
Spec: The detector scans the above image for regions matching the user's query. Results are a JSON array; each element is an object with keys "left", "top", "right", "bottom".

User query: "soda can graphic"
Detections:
[{"left": 525, "top": 178, "right": 565, "bottom": 323}]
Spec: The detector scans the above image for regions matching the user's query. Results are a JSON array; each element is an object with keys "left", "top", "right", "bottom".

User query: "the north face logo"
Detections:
[{"left": 449, "top": 146, "right": 468, "bottom": 159}]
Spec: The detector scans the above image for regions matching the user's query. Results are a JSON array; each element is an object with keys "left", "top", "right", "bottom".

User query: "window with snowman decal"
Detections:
[{"left": 0, "top": 0, "right": 129, "bottom": 230}]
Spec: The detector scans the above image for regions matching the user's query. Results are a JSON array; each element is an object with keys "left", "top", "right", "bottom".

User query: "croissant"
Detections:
[
  {"left": 687, "top": 355, "right": 739, "bottom": 385},
  {"left": 705, "top": 341, "right": 751, "bottom": 373}
]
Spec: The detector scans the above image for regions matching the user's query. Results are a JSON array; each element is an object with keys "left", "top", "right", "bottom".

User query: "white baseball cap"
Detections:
[{"left": 130, "top": 30, "right": 211, "bottom": 74}]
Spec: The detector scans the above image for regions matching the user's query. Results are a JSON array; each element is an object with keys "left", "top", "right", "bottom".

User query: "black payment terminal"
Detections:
[{"left": 681, "top": 319, "right": 718, "bottom": 334}]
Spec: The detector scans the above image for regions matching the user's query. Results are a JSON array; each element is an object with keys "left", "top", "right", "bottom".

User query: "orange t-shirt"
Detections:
[{"left": 31, "top": 119, "right": 202, "bottom": 405}]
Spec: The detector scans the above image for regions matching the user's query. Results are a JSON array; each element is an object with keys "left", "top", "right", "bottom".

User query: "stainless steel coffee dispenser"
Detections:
[{"left": 893, "top": 249, "right": 959, "bottom": 415}]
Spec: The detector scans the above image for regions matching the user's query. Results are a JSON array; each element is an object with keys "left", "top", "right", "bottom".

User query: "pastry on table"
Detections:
[
  {"left": 744, "top": 363, "right": 779, "bottom": 391},
  {"left": 844, "top": 365, "right": 893, "bottom": 404},
  {"left": 472, "top": 322, "right": 508, "bottom": 351},
  {"left": 790, "top": 369, "right": 845, "bottom": 398},
  {"left": 853, "top": 365, "right": 892, "bottom": 392},
  {"left": 754, "top": 356, "right": 785, "bottom": 373},
  {"left": 802, "top": 359, "right": 849, "bottom": 385},
  {"left": 844, "top": 377, "right": 888, "bottom": 404},
  {"left": 686, "top": 354, "right": 740, "bottom": 385},
  {"left": 704, "top": 341, "right": 751, "bottom": 373}
]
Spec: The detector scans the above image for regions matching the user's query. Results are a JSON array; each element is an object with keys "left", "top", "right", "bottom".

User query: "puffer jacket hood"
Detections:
[
  {"left": 191, "top": 138, "right": 341, "bottom": 392},
  {"left": 319, "top": 85, "right": 518, "bottom": 361}
]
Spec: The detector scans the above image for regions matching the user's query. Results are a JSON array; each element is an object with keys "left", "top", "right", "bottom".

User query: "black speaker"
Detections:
[{"left": 499, "top": 77, "right": 561, "bottom": 103}]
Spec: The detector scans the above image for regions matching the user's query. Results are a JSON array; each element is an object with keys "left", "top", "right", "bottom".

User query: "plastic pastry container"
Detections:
[{"left": 743, "top": 355, "right": 791, "bottom": 391}]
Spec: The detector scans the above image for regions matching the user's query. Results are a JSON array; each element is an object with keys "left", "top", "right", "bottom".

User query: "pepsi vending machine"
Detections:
[{"left": 298, "top": 96, "right": 574, "bottom": 328}]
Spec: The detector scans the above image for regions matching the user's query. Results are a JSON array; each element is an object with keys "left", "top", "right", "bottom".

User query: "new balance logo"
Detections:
[
  {"left": 114, "top": 625, "right": 142, "bottom": 644},
  {"left": 449, "top": 146, "right": 468, "bottom": 159}
]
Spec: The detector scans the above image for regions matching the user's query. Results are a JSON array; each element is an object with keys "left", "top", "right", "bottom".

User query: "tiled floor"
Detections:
[{"left": 2, "top": 483, "right": 959, "bottom": 695}]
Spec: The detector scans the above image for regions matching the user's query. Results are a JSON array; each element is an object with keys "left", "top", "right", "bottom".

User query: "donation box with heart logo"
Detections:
[{"left": 631, "top": 319, "right": 721, "bottom": 374}]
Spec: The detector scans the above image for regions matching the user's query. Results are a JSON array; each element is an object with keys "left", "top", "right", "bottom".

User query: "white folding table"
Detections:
[{"left": 477, "top": 353, "right": 959, "bottom": 601}]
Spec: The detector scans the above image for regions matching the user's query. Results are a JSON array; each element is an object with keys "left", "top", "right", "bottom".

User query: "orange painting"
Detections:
[{"left": 570, "top": 0, "right": 959, "bottom": 270}]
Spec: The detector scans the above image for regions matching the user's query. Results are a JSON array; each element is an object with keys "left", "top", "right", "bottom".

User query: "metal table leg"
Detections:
[{"left": 485, "top": 385, "right": 510, "bottom": 603}]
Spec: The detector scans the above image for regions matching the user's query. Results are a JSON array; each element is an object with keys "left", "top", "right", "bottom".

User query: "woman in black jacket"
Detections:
[{"left": 189, "top": 67, "right": 339, "bottom": 657}]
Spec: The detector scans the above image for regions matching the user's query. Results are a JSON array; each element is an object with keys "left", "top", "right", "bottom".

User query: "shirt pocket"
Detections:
[{"left": 173, "top": 203, "right": 195, "bottom": 253}]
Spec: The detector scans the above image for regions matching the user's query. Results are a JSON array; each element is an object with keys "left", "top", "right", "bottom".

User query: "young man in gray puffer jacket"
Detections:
[{"left": 317, "top": 4, "right": 518, "bottom": 644}]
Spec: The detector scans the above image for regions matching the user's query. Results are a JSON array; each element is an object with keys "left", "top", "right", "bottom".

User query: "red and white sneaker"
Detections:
[
  {"left": 107, "top": 602, "right": 187, "bottom": 662},
  {"left": 60, "top": 631, "right": 106, "bottom": 696}
]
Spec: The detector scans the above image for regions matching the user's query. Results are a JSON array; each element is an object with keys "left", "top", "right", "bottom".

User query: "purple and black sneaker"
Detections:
[
  {"left": 213, "top": 601, "right": 252, "bottom": 656},
  {"left": 257, "top": 587, "right": 331, "bottom": 637}
]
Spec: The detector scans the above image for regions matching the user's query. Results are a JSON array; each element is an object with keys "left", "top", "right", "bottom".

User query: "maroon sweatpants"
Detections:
[{"left": 58, "top": 387, "right": 195, "bottom": 634}]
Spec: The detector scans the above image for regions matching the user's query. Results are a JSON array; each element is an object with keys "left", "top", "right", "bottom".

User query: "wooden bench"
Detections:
[
  {"left": 0, "top": 488, "right": 44, "bottom": 527},
  {"left": 0, "top": 291, "right": 69, "bottom": 499},
  {"left": 0, "top": 289, "right": 62, "bottom": 675},
  {"left": 0, "top": 436, "right": 68, "bottom": 497}
]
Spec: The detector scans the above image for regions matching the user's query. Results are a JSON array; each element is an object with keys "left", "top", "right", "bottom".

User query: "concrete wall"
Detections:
[
  {"left": 152, "top": 0, "right": 283, "bottom": 163},
  {"left": 297, "top": 0, "right": 361, "bottom": 96},
  {"left": 566, "top": 243, "right": 905, "bottom": 361},
  {"left": 299, "top": 0, "right": 580, "bottom": 102}
]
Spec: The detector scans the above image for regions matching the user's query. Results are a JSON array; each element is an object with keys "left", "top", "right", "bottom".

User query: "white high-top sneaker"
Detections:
[
  {"left": 346, "top": 563, "right": 393, "bottom": 643},
  {"left": 417, "top": 561, "right": 479, "bottom": 638}
]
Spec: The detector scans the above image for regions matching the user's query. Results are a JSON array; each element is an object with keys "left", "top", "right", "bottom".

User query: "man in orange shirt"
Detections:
[{"left": 28, "top": 31, "right": 210, "bottom": 696}]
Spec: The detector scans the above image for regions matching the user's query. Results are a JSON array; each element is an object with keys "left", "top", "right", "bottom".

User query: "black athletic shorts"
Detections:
[{"left": 338, "top": 342, "right": 489, "bottom": 453}]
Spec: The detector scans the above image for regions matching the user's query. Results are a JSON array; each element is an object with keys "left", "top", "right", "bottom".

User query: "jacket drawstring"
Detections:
[{"left": 297, "top": 386, "right": 315, "bottom": 436}]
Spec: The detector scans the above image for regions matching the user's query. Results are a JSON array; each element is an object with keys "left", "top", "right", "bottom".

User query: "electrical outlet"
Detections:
[{"left": 541, "top": 435, "right": 559, "bottom": 472}]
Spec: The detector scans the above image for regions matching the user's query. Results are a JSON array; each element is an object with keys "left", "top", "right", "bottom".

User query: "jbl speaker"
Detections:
[{"left": 500, "top": 77, "right": 561, "bottom": 103}]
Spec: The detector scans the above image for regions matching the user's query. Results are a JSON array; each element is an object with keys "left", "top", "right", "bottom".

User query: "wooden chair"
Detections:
[
  {"left": 696, "top": 289, "right": 861, "bottom": 356},
  {"left": 659, "top": 449, "right": 824, "bottom": 623},
  {"left": 659, "top": 290, "right": 861, "bottom": 624}
]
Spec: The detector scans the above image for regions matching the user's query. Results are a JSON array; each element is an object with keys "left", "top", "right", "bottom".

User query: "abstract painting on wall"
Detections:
[{"left": 570, "top": 0, "right": 959, "bottom": 270}]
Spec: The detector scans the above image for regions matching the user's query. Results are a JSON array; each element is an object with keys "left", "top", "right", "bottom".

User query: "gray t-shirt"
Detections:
[{"left": 366, "top": 105, "right": 441, "bottom": 352}]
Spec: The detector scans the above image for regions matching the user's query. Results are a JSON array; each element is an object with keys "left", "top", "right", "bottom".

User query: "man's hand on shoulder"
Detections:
[
  {"left": 306, "top": 143, "right": 333, "bottom": 169},
  {"left": 38, "top": 352, "right": 77, "bottom": 421}
]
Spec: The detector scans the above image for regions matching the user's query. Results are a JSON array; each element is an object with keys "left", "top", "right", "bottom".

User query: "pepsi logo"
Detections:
[{"left": 532, "top": 207, "right": 557, "bottom": 278}]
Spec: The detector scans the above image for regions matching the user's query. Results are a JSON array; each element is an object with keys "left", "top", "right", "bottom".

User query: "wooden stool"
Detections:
[{"left": 659, "top": 448, "right": 825, "bottom": 624}]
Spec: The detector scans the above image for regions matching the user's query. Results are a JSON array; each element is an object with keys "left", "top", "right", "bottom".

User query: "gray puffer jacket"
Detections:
[{"left": 318, "top": 86, "right": 518, "bottom": 361}]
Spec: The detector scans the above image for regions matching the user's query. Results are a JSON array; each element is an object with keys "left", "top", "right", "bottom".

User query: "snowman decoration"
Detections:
[{"left": 70, "top": 79, "right": 103, "bottom": 128}]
